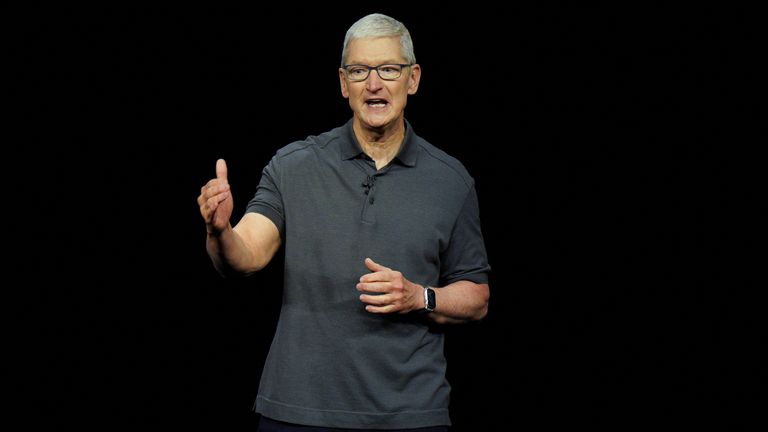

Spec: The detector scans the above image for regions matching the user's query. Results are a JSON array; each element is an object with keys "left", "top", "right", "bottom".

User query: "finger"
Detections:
[
  {"left": 356, "top": 282, "right": 390, "bottom": 293},
  {"left": 359, "top": 293, "right": 393, "bottom": 306},
  {"left": 203, "top": 178, "right": 221, "bottom": 191},
  {"left": 364, "top": 304, "right": 396, "bottom": 314},
  {"left": 364, "top": 257, "right": 390, "bottom": 272},
  {"left": 207, "top": 196, "right": 220, "bottom": 212},
  {"left": 359, "top": 271, "right": 392, "bottom": 283},
  {"left": 198, "top": 194, "right": 213, "bottom": 212},
  {"left": 219, "top": 190, "right": 230, "bottom": 201},
  {"left": 215, "top": 183, "right": 230, "bottom": 195},
  {"left": 216, "top": 159, "right": 228, "bottom": 181},
  {"left": 201, "top": 181, "right": 230, "bottom": 199},
  {"left": 206, "top": 192, "right": 229, "bottom": 210}
]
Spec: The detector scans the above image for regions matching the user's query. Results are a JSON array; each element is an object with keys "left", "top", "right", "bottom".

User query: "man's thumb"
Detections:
[
  {"left": 216, "top": 159, "right": 228, "bottom": 180},
  {"left": 365, "top": 257, "right": 388, "bottom": 272}
]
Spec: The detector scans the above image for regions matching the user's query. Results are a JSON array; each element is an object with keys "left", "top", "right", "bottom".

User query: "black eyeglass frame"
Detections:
[{"left": 342, "top": 63, "right": 414, "bottom": 81}]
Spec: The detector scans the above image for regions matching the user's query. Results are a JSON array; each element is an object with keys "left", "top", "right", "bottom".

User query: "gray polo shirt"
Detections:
[{"left": 246, "top": 119, "right": 490, "bottom": 429}]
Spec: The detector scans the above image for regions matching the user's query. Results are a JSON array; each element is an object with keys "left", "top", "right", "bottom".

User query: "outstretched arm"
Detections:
[{"left": 198, "top": 159, "right": 281, "bottom": 276}]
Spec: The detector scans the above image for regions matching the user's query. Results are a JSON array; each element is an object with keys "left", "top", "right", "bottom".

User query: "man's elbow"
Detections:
[
  {"left": 472, "top": 283, "right": 490, "bottom": 321},
  {"left": 475, "top": 302, "right": 489, "bottom": 321}
]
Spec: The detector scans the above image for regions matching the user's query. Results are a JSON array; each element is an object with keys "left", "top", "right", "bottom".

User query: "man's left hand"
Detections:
[{"left": 357, "top": 258, "right": 422, "bottom": 314}]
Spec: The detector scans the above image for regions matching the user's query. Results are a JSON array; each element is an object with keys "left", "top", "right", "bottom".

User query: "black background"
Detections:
[{"left": 13, "top": 4, "right": 763, "bottom": 431}]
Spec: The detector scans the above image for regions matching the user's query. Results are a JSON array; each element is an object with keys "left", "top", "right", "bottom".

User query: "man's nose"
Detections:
[{"left": 365, "top": 69, "right": 384, "bottom": 91}]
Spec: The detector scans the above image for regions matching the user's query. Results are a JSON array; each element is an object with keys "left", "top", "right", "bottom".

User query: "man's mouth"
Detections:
[{"left": 365, "top": 99, "right": 388, "bottom": 107}]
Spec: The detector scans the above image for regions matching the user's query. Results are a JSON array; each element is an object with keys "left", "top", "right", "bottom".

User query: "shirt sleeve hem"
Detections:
[{"left": 246, "top": 203, "right": 285, "bottom": 236}]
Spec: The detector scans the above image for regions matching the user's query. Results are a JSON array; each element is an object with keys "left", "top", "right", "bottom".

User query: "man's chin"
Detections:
[{"left": 358, "top": 114, "right": 395, "bottom": 131}]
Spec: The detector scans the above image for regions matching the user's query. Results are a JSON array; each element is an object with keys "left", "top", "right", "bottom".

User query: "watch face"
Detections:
[{"left": 426, "top": 287, "right": 436, "bottom": 310}]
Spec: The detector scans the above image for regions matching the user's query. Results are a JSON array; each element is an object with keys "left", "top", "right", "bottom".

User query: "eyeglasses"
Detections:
[{"left": 343, "top": 64, "right": 413, "bottom": 81}]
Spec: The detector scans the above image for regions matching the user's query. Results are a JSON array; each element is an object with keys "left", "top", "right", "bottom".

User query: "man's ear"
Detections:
[
  {"left": 339, "top": 68, "right": 350, "bottom": 98},
  {"left": 407, "top": 64, "right": 421, "bottom": 95}
]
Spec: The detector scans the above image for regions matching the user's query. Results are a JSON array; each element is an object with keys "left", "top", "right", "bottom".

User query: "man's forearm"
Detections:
[
  {"left": 427, "top": 280, "right": 490, "bottom": 324},
  {"left": 206, "top": 226, "right": 264, "bottom": 277}
]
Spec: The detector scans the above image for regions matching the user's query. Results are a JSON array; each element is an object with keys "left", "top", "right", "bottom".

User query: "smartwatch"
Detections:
[{"left": 423, "top": 286, "right": 436, "bottom": 313}]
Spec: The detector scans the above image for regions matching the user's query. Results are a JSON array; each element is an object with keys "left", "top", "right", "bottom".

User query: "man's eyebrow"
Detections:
[{"left": 345, "top": 60, "right": 404, "bottom": 66}]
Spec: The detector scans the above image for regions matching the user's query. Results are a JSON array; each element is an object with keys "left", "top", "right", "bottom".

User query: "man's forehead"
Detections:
[{"left": 346, "top": 37, "right": 404, "bottom": 64}]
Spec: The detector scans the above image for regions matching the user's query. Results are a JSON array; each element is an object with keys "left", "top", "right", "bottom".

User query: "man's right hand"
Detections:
[{"left": 197, "top": 159, "right": 233, "bottom": 235}]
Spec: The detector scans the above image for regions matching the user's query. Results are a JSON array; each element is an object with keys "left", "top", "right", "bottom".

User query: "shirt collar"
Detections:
[{"left": 340, "top": 119, "right": 418, "bottom": 167}]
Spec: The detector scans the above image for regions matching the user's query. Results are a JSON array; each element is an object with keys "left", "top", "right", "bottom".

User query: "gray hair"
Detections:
[{"left": 341, "top": 13, "right": 416, "bottom": 66}]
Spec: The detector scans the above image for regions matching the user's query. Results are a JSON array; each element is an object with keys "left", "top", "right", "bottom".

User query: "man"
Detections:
[{"left": 197, "top": 13, "right": 490, "bottom": 431}]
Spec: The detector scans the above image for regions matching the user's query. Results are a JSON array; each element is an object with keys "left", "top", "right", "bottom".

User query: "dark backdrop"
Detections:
[{"left": 15, "top": 4, "right": 762, "bottom": 431}]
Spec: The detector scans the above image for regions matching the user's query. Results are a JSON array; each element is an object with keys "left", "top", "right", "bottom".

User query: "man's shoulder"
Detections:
[
  {"left": 413, "top": 135, "right": 475, "bottom": 190},
  {"left": 273, "top": 125, "right": 344, "bottom": 160}
]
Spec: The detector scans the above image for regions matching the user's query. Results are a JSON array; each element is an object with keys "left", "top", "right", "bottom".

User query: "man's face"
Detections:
[{"left": 339, "top": 36, "right": 421, "bottom": 132}]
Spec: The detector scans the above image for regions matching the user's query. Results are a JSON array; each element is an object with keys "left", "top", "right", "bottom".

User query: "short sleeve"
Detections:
[
  {"left": 245, "top": 155, "right": 285, "bottom": 236},
  {"left": 439, "top": 185, "right": 491, "bottom": 286}
]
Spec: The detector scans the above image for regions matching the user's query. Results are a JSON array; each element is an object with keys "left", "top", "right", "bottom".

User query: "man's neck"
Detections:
[{"left": 354, "top": 121, "right": 405, "bottom": 170}]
